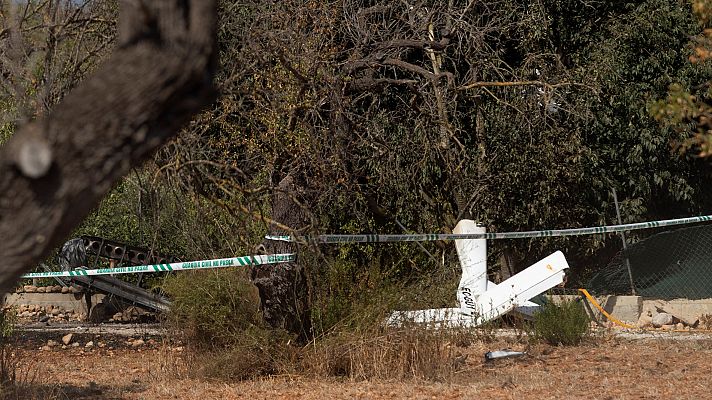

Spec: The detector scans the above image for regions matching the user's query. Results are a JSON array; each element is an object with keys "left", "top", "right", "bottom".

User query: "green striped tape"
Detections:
[
  {"left": 265, "top": 214, "right": 712, "bottom": 243},
  {"left": 21, "top": 253, "right": 296, "bottom": 279}
]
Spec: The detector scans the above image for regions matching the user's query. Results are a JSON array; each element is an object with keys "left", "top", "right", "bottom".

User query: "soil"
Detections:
[{"left": 6, "top": 325, "right": 712, "bottom": 399}]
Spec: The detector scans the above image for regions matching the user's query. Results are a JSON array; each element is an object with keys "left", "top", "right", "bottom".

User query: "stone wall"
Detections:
[{"left": 551, "top": 294, "right": 712, "bottom": 329}]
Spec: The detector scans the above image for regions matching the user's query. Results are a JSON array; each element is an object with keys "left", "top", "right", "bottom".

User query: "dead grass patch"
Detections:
[{"left": 299, "top": 324, "right": 502, "bottom": 381}]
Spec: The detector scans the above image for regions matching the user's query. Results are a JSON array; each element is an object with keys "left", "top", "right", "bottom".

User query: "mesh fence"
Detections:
[{"left": 588, "top": 224, "right": 712, "bottom": 299}]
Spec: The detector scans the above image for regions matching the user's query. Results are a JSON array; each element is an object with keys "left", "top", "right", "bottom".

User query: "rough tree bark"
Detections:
[
  {"left": 253, "top": 174, "right": 311, "bottom": 339},
  {"left": 0, "top": 0, "right": 217, "bottom": 293}
]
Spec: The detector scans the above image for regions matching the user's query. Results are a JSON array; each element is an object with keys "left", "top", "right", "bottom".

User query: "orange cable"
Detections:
[{"left": 577, "top": 288, "right": 636, "bottom": 329}]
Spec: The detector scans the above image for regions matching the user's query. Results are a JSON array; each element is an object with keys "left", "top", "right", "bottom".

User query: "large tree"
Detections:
[{"left": 0, "top": 0, "right": 217, "bottom": 292}]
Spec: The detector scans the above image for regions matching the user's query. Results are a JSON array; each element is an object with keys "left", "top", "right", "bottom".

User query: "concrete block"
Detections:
[
  {"left": 602, "top": 295, "right": 642, "bottom": 324},
  {"left": 4, "top": 293, "right": 105, "bottom": 314},
  {"left": 550, "top": 294, "right": 642, "bottom": 324}
]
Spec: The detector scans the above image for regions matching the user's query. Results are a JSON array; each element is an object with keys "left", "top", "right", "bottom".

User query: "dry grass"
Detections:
[
  {"left": 300, "top": 326, "right": 477, "bottom": 381},
  {"left": 0, "top": 348, "right": 59, "bottom": 400},
  {"left": 699, "top": 314, "right": 712, "bottom": 329},
  {"left": 158, "top": 322, "right": 489, "bottom": 382},
  {"left": 10, "top": 334, "right": 712, "bottom": 399},
  {"left": 161, "top": 266, "right": 496, "bottom": 382},
  {"left": 157, "top": 340, "right": 189, "bottom": 380}
]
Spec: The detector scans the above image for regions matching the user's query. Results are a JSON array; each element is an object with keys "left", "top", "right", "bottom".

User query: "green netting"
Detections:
[{"left": 588, "top": 224, "right": 712, "bottom": 299}]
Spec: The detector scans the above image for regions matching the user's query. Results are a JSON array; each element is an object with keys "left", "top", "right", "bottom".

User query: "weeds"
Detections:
[
  {"left": 0, "top": 309, "right": 15, "bottom": 389},
  {"left": 162, "top": 266, "right": 593, "bottom": 382},
  {"left": 699, "top": 314, "right": 712, "bottom": 329},
  {"left": 0, "top": 307, "right": 57, "bottom": 400}
]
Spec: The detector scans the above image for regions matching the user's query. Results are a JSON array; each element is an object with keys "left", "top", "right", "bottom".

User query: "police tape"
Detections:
[
  {"left": 21, "top": 253, "right": 296, "bottom": 279},
  {"left": 265, "top": 214, "right": 712, "bottom": 243}
]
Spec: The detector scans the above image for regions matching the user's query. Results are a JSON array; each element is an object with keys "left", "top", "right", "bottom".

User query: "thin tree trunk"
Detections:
[
  {"left": 0, "top": 0, "right": 217, "bottom": 293},
  {"left": 253, "top": 174, "right": 311, "bottom": 339}
]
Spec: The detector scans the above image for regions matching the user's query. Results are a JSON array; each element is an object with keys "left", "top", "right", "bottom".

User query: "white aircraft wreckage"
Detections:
[{"left": 387, "top": 220, "right": 569, "bottom": 327}]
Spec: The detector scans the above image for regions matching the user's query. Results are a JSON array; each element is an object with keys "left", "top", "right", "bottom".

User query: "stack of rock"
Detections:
[
  {"left": 14, "top": 304, "right": 80, "bottom": 321},
  {"left": 638, "top": 308, "right": 699, "bottom": 330},
  {"left": 110, "top": 306, "right": 155, "bottom": 323},
  {"left": 17, "top": 285, "right": 82, "bottom": 294}
]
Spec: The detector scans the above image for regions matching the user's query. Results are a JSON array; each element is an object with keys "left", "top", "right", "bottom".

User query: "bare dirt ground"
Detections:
[{"left": 6, "top": 326, "right": 712, "bottom": 400}]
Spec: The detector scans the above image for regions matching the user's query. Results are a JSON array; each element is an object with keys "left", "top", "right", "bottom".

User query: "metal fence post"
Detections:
[{"left": 612, "top": 188, "right": 636, "bottom": 295}]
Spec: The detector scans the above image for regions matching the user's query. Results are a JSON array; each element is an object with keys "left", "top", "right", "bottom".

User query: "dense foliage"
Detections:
[{"left": 167, "top": 0, "right": 711, "bottom": 284}]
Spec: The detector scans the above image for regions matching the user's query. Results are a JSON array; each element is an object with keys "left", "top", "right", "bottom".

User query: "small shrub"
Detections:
[
  {"left": 162, "top": 269, "right": 262, "bottom": 348},
  {"left": 162, "top": 269, "right": 295, "bottom": 379},
  {"left": 531, "top": 299, "right": 590, "bottom": 346}
]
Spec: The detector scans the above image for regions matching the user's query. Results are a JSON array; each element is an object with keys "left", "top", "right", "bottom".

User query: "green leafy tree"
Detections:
[{"left": 652, "top": 0, "right": 712, "bottom": 157}]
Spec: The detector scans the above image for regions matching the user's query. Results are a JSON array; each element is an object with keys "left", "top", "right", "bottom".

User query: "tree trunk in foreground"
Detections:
[
  {"left": 0, "top": 1, "right": 217, "bottom": 293},
  {"left": 253, "top": 174, "right": 311, "bottom": 339}
]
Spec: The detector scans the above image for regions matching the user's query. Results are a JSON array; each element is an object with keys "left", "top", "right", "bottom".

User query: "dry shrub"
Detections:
[
  {"left": 186, "top": 326, "right": 299, "bottom": 380},
  {"left": 156, "top": 340, "right": 189, "bottom": 380},
  {"left": 162, "top": 267, "right": 486, "bottom": 382},
  {"left": 699, "top": 314, "right": 712, "bottom": 329},
  {"left": 5, "top": 380, "right": 64, "bottom": 400},
  {"left": 0, "top": 309, "right": 19, "bottom": 399}
]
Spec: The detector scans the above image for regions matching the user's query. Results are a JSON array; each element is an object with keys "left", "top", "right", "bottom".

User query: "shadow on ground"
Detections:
[{"left": 5, "top": 381, "right": 147, "bottom": 399}]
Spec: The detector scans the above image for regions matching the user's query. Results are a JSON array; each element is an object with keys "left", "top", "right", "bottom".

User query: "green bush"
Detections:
[
  {"left": 531, "top": 299, "right": 590, "bottom": 346},
  {"left": 162, "top": 269, "right": 263, "bottom": 348},
  {"left": 162, "top": 269, "right": 295, "bottom": 379}
]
